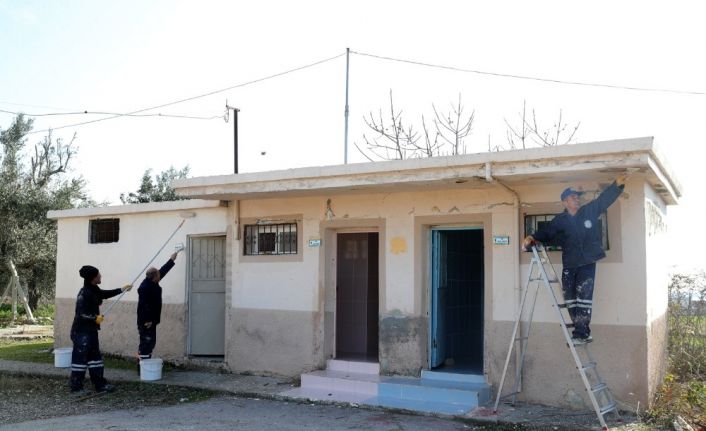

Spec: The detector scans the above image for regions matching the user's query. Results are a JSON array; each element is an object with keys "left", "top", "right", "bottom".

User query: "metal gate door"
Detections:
[{"left": 188, "top": 236, "right": 226, "bottom": 356}]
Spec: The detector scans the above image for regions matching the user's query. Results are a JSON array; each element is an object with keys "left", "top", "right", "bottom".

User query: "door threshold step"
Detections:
[
  {"left": 327, "top": 359, "right": 380, "bottom": 375},
  {"left": 301, "top": 370, "right": 380, "bottom": 395},
  {"left": 421, "top": 370, "right": 486, "bottom": 384}
]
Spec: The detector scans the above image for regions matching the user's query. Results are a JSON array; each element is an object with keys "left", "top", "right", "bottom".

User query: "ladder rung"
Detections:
[
  {"left": 515, "top": 336, "right": 528, "bottom": 341},
  {"left": 564, "top": 323, "right": 575, "bottom": 328},
  {"left": 557, "top": 303, "right": 568, "bottom": 308},
  {"left": 600, "top": 402, "right": 617, "bottom": 415},
  {"left": 581, "top": 362, "right": 597, "bottom": 372},
  {"left": 529, "top": 277, "right": 560, "bottom": 283},
  {"left": 591, "top": 383, "right": 608, "bottom": 393}
]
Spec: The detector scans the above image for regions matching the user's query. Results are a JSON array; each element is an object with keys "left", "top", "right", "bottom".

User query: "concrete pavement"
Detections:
[
  {"left": 0, "top": 358, "right": 644, "bottom": 430},
  {"left": 0, "top": 397, "right": 478, "bottom": 431}
]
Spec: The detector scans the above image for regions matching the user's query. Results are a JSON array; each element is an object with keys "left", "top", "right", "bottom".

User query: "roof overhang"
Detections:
[
  {"left": 47, "top": 199, "right": 225, "bottom": 220},
  {"left": 173, "top": 137, "right": 681, "bottom": 205}
]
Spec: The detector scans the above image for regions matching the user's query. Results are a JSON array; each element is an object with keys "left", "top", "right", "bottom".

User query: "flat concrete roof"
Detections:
[
  {"left": 173, "top": 137, "right": 681, "bottom": 205},
  {"left": 47, "top": 199, "right": 225, "bottom": 220}
]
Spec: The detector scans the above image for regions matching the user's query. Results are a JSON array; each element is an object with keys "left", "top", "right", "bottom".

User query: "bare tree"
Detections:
[
  {"left": 356, "top": 90, "right": 420, "bottom": 161},
  {"left": 432, "top": 94, "right": 474, "bottom": 155},
  {"left": 526, "top": 107, "right": 580, "bottom": 147},
  {"left": 504, "top": 100, "right": 530, "bottom": 149},
  {"left": 356, "top": 91, "right": 475, "bottom": 160},
  {"left": 504, "top": 100, "right": 580, "bottom": 149}
]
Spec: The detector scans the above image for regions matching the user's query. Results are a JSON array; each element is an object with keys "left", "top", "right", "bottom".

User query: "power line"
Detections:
[
  {"left": 26, "top": 52, "right": 346, "bottom": 135},
  {"left": 0, "top": 108, "right": 223, "bottom": 120},
  {"left": 351, "top": 50, "right": 706, "bottom": 96}
]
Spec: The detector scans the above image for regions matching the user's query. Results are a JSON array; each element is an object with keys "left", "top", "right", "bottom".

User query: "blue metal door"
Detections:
[
  {"left": 430, "top": 230, "right": 447, "bottom": 368},
  {"left": 430, "top": 227, "right": 485, "bottom": 372}
]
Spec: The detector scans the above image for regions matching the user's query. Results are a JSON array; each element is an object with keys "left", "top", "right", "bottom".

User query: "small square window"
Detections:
[
  {"left": 524, "top": 212, "right": 609, "bottom": 251},
  {"left": 244, "top": 222, "right": 298, "bottom": 255},
  {"left": 89, "top": 218, "right": 120, "bottom": 244}
]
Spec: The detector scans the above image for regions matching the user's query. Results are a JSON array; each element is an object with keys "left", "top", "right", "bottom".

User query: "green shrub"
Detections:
[
  {"left": 648, "top": 374, "right": 706, "bottom": 429},
  {"left": 647, "top": 272, "right": 706, "bottom": 429}
]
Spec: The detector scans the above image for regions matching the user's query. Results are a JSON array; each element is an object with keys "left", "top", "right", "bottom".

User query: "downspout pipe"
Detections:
[{"left": 484, "top": 162, "right": 523, "bottom": 393}]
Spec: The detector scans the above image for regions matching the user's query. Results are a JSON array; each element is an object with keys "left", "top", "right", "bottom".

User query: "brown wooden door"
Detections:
[{"left": 336, "top": 232, "right": 379, "bottom": 360}]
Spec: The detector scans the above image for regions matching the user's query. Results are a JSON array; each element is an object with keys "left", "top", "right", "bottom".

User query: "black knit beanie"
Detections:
[{"left": 79, "top": 265, "right": 99, "bottom": 281}]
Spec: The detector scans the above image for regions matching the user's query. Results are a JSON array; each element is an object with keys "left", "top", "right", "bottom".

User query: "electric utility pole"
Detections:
[
  {"left": 226, "top": 102, "right": 240, "bottom": 174},
  {"left": 344, "top": 47, "right": 350, "bottom": 164}
]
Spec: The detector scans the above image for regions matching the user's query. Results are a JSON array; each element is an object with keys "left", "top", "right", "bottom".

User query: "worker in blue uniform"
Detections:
[
  {"left": 136, "top": 251, "right": 180, "bottom": 364},
  {"left": 523, "top": 174, "right": 627, "bottom": 344},
  {"left": 70, "top": 265, "right": 132, "bottom": 395}
]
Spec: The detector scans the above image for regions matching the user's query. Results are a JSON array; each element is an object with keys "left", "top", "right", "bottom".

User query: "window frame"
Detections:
[
  {"left": 243, "top": 222, "right": 299, "bottom": 256},
  {"left": 89, "top": 218, "right": 120, "bottom": 244},
  {"left": 523, "top": 211, "right": 610, "bottom": 252}
]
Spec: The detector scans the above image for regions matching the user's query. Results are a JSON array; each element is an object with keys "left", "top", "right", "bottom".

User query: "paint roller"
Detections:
[{"left": 101, "top": 212, "right": 196, "bottom": 318}]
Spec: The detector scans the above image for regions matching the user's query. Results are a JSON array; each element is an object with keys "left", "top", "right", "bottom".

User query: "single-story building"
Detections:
[{"left": 50, "top": 137, "right": 680, "bottom": 413}]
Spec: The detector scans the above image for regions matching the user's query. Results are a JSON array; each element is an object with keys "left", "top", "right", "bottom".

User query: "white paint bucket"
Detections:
[
  {"left": 140, "top": 358, "right": 163, "bottom": 381},
  {"left": 53, "top": 347, "right": 72, "bottom": 368}
]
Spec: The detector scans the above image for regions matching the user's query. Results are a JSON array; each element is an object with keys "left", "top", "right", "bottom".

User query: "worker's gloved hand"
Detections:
[
  {"left": 615, "top": 174, "right": 628, "bottom": 187},
  {"left": 122, "top": 284, "right": 133, "bottom": 292},
  {"left": 522, "top": 235, "right": 536, "bottom": 252},
  {"left": 95, "top": 315, "right": 104, "bottom": 325}
]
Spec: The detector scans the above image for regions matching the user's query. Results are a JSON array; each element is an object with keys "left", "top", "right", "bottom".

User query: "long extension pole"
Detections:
[{"left": 102, "top": 219, "right": 187, "bottom": 317}]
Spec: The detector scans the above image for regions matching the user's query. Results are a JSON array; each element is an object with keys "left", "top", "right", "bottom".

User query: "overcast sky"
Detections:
[{"left": 1, "top": 0, "right": 704, "bottom": 270}]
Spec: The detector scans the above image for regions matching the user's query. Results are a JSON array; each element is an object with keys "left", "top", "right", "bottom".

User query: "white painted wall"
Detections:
[
  {"left": 230, "top": 179, "right": 651, "bottom": 328},
  {"left": 644, "top": 183, "right": 670, "bottom": 323},
  {"left": 55, "top": 205, "right": 229, "bottom": 304},
  {"left": 513, "top": 179, "right": 648, "bottom": 327}
]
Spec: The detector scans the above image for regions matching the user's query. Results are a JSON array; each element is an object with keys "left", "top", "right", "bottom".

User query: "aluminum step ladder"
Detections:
[{"left": 493, "top": 244, "right": 621, "bottom": 430}]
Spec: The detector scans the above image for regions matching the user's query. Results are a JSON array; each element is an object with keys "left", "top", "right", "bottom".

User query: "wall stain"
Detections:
[
  {"left": 390, "top": 237, "right": 408, "bottom": 255},
  {"left": 379, "top": 313, "right": 426, "bottom": 376}
]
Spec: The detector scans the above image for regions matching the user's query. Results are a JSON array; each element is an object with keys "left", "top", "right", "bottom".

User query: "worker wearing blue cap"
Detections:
[{"left": 523, "top": 174, "right": 627, "bottom": 344}]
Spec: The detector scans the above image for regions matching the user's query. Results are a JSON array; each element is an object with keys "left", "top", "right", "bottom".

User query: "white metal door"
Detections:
[{"left": 189, "top": 236, "right": 226, "bottom": 356}]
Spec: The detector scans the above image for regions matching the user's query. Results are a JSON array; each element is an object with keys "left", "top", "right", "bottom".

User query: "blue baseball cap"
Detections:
[{"left": 560, "top": 187, "right": 584, "bottom": 201}]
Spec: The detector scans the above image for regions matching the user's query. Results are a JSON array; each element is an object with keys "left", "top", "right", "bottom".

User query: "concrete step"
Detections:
[
  {"left": 300, "top": 369, "right": 380, "bottom": 396},
  {"left": 366, "top": 396, "right": 474, "bottom": 415},
  {"left": 326, "top": 359, "right": 380, "bottom": 375},
  {"left": 421, "top": 370, "right": 486, "bottom": 384},
  {"left": 379, "top": 376, "right": 491, "bottom": 407}
]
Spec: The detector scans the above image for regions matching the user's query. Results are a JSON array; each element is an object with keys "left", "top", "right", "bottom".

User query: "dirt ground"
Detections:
[{"left": 0, "top": 373, "right": 220, "bottom": 425}]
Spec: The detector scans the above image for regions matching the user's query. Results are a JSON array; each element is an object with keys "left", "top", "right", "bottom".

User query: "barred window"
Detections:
[
  {"left": 244, "top": 223, "right": 297, "bottom": 255},
  {"left": 524, "top": 212, "right": 609, "bottom": 251},
  {"left": 89, "top": 218, "right": 120, "bottom": 244}
]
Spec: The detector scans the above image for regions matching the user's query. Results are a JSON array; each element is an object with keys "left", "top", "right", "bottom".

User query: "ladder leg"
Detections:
[
  {"left": 493, "top": 257, "right": 538, "bottom": 412},
  {"left": 534, "top": 246, "right": 616, "bottom": 430},
  {"left": 510, "top": 280, "right": 541, "bottom": 405}
]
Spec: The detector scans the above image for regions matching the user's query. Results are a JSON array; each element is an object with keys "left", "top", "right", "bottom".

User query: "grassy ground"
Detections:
[
  {"left": 0, "top": 373, "right": 221, "bottom": 425},
  {"left": 0, "top": 303, "right": 54, "bottom": 327},
  {"left": 0, "top": 338, "right": 155, "bottom": 371}
]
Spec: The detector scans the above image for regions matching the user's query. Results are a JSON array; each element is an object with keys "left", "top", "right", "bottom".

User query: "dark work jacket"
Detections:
[
  {"left": 137, "top": 259, "right": 175, "bottom": 326},
  {"left": 71, "top": 283, "right": 122, "bottom": 333},
  {"left": 532, "top": 182, "right": 624, "bottom": 269}
]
